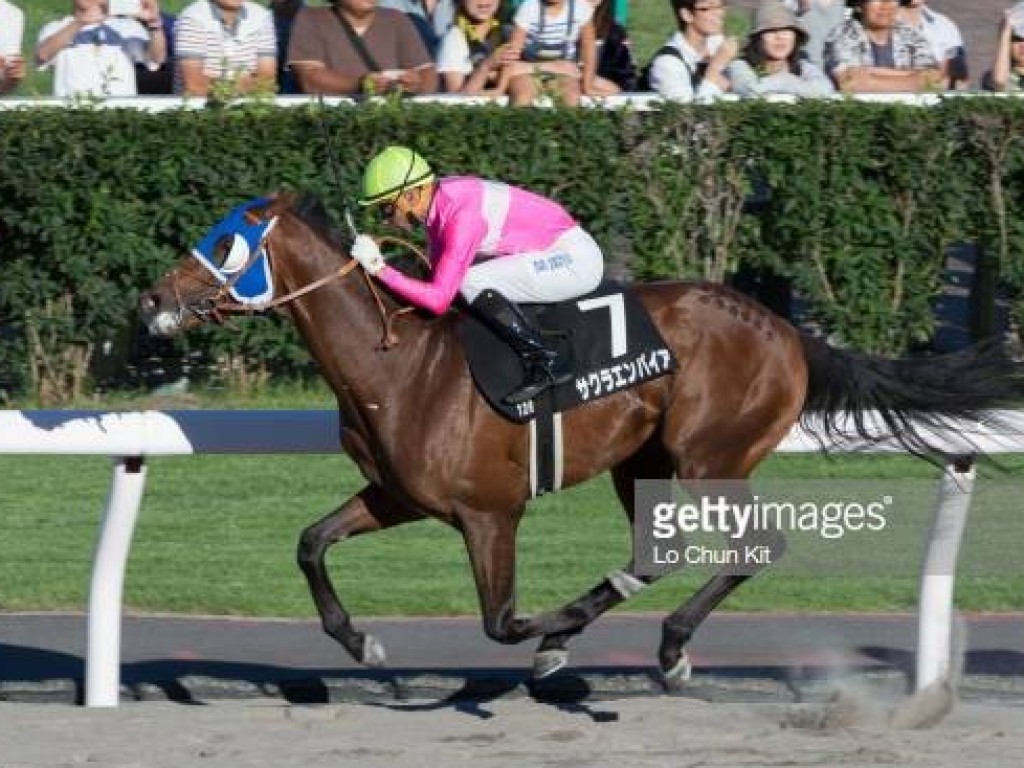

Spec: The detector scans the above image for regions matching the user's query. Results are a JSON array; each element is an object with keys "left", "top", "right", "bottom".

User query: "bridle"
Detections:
[{"left": 169, "top": 206, "right": 425, "bottom": 348}]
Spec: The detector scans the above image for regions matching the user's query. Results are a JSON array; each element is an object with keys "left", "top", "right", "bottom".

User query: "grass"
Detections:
[
  {"left": 13, "top": 0, "right": 735, "bottom": 96},
  {"left": 2, "top": 444, "right": 1022, "bottom": 618}
]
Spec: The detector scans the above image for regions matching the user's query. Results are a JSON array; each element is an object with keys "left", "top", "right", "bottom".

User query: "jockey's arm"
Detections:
[{"left": 376, "top": 216, "right": 487, "bottom": 315}]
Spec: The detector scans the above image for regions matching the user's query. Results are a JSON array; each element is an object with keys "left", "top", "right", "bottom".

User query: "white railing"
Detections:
[
  {"left": 0, "top": 91, "right": 999, "bottom": 113},
  {"left": 0, "top": 408, "right": 1021, "bottom": 707}
]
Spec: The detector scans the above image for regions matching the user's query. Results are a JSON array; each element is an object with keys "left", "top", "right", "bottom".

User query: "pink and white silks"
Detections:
[{"left": 376, "top": 177, "right": 604, "bottom": 315}]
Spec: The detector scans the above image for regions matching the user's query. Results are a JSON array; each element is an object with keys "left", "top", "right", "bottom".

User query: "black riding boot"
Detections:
[{"left": 470, "top": 289, "right": 573, "bottom": 405}]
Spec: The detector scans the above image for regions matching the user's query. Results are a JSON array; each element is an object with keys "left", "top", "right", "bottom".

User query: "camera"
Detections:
[{"left": 108, "top": 0, "right": 142, "bottom": 17}]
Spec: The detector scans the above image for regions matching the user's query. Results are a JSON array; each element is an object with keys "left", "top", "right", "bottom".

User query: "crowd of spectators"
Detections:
[{"left": 0, "top": 0, "right": 1022, "bottom": 101}]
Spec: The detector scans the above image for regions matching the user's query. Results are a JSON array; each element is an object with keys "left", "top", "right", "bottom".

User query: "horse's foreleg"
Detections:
[
  {"left": 297, "top": 484, "right": 422, "bottom": 666},
  {"left": 459, "top": 507, "right": 585, "bottom": 645},
  {"left": 459, "top": 509, "right": 532, "bottom": 644}
]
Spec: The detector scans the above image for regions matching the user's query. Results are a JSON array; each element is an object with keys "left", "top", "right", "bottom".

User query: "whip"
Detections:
[{"left": 315, "top": 94, "right": 359, "bottom": 240}]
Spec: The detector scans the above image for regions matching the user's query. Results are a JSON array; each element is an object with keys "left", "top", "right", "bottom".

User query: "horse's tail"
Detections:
[{"left": 799, "top": 335, "right": 1024, "bottom": 460}]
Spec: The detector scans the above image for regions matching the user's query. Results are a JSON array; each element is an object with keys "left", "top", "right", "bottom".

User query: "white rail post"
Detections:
[
  {"left": 85, "top": 456, "right": 147, "bottom": 707},
  {"left": 915, "top": 461, "right": 975, "bottom": 691}
]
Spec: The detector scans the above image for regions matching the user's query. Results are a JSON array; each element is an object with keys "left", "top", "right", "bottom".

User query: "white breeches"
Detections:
[{"left": 459, "top": 226, "right": 604, "bottom": 304}]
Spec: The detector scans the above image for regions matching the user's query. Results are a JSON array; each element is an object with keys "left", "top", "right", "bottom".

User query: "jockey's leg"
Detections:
[
  {"left": 469, "top": 289, "right": 573, "bottom": 404},
  {"left": 460, "top": 226, "right": 604, "bottom": 306},
  {"left": 460, "top": 226, "right": 604, "bottom": 404}
]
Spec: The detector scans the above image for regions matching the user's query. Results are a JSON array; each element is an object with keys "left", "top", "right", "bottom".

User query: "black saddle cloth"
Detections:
[{"left": 459, "top": 281, "right": 677, "bottom": 423}]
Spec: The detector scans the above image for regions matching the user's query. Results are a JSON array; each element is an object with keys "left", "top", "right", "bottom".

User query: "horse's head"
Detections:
[
  {"left": 141, "top": 192, "right": 423, "bottom": 349},
  {"left": 140, "top": 194, "right": 299, "bottom": 336}
]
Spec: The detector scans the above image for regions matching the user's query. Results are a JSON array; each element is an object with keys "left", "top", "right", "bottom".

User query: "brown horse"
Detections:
[{"left": 139, "top": 193, "right": 1024, "bottom": 683}]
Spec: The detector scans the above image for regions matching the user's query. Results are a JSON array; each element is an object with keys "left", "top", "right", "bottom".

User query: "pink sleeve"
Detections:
[{"left": 376, "top": 213, "right": 487, "bottom": 315}]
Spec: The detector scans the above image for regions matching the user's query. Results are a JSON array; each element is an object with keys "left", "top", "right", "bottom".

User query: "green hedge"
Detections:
[{"left": 2, "top": 98, "right": 1024, "bottom": 403}]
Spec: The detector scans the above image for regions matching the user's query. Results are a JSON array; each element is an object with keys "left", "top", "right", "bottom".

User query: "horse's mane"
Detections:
[
  {"left": 279, "top": 192, "right": 352, "bottom": 253},
  {"left": 274, "top": 191, "right": 432, "bottom": 281}
]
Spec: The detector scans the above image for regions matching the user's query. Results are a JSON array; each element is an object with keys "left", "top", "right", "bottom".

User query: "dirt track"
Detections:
[{"left": 2, "top": 696, "right": 1023, "bottom": 768}]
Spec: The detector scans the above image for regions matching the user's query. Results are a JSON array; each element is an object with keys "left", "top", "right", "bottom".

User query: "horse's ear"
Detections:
[
  {"left": 264, "top": 192, "right": 295, "bottom": 218},
  {"left": 240, "top": 193, "right": 292, "bottom": 225}
]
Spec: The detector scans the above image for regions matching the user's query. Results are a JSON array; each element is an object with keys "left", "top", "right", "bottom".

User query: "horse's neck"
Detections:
[
  {"left": 285, "top": 260, "right": 452, "bottom": 410},
  {"left": 273, "top": 213, "right": 460, "bottom": 425}
]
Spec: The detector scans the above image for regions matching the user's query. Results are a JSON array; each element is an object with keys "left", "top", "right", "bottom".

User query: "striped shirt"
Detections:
[
  {"left": 173, "top": 0, "right": 276, "bottom": 94},
  {"left": 514, "top": 0, "right": 593, "bottom": 62}
]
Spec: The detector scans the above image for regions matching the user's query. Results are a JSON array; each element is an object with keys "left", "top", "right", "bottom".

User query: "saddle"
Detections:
[{"left": 459, "top": 281, "right": 677, "bottom": 424}]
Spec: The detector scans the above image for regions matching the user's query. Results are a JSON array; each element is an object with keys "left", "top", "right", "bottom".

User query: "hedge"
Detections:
[{"left": 1, "top": 97, "right": 1023, "bottom": 403}]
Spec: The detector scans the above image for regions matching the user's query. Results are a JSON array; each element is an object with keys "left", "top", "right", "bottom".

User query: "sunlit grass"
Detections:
[{"left": 1, "top": 450, "right": 1021, "bottom": 616}]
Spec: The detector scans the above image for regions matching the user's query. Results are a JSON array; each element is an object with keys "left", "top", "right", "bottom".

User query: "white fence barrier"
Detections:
[
  {"left": 0, "top": 408, "right": 1022, "bottom": 707},
  {"left": 0, "top": 92, "right": 965, "bottom": 114}
]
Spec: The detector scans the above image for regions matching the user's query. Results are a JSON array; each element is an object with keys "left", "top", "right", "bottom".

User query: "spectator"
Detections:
[
  {"left": 36, "top": 0, "right": 167, "bottom": 98},
  {"left": 794, "top": 0, "right": 846, "bottom": 68},
  {"left": 727, "top": 1, "right": 834, "bottom": 97},
  {"left": 174, "top": 0, "right": 277, "bottom": 97},
  {"left": 590, "top": 0, "right": 637, "bottom": 94},
  {"left": 824, "top": 0, "right": 942, "bottom": 93},
  {"left": 270, "top": 0, "right": 304, "bottom": 94},
  {"left": 508, "top": 0, "right": 628, "bottom": 24},
  {"left": 378, "top": 0, "right": 456, "bottom": 55},
  {"left": 135, "top": 9, "right": 176, "bottom": 94},
  {"left": 984, "top": 5, "right": 1024, "bottom": 92},
  {"left": 288, "top": 0, "right": 438, "bottom": 96},
  {"left": 0, "top": 0, "right": 26, "bottom": 96},
  {"left": 646, "top": 0, "right": 738, "bottom": 102},
  {"left": 436, "top": 0, "right": 516, "bottom": 96},
  {"left": 897, "top": 0, "right": 968, "bottom": 88},
  {"left": 505, "top": 0, "right": 598, "bottom": 106}
]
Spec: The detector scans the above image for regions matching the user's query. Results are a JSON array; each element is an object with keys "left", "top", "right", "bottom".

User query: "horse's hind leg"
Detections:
[
  {"left": 298, "top": 484, "right": 422, "bottom": 666},
  {"left": 532, "top": 440, "right": 674, "bottom": 678},
  {"left": 658, "top": 474, "right": 785, "bottom": 685}
]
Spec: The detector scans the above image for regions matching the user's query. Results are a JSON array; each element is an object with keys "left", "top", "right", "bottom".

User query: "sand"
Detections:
[{"left": 1, "top": 695, "right": 1022, "bottom": 768}]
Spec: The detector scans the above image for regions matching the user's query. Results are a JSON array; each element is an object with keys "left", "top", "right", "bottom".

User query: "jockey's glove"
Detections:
[{"left": 352, "top": 234, "right": 385, "bottom": 275}]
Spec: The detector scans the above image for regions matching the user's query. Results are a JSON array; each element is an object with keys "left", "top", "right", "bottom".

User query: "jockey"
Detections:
[{"left": 352, "top": 145, "right": 605, "bottom": 405}]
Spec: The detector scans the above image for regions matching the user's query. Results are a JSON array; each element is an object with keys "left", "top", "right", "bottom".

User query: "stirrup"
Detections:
[{"left": 502, "top": 364, "right": 572, "bottom": 405}]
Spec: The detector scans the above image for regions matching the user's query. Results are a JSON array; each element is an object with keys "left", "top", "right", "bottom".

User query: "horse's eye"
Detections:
[{"left": 214, "top": 234, "right": 250, "bottom": 273}]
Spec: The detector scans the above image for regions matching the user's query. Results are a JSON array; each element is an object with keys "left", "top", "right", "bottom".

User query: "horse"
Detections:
[{"left": 139, "top": 192, "right": 1024, "bottom": 684}]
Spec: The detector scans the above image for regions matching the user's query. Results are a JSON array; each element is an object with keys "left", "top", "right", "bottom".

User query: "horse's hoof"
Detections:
[
  {"left": 361, "top": 634, "right": 387, "bottom": 667},
  {"left": 532, "top": 648, "right": 569, "bottom": 679},
  {"left": 661, "top": 651, "right": 691, "bottom": 688}
]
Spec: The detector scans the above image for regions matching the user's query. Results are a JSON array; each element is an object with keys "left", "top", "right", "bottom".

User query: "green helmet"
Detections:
[{"left": 358, "top": 146, "right": 435, "bottom": 206}]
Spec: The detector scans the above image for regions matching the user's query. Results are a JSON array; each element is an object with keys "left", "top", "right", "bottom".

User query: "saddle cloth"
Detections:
[{"left": 459, "top": 282, "right": 677, "bottom": 424}]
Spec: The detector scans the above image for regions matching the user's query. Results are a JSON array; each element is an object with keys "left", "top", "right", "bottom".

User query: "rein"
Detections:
[{"left": 184, "top": 211, "right": 429, "bottom": 348}]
